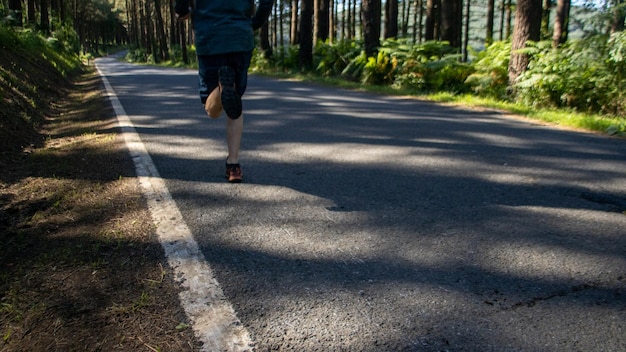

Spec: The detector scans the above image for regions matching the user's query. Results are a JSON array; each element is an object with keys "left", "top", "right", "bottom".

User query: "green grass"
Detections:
[{"left": 425, "top": 93, "right": 626, "bottom": 136}]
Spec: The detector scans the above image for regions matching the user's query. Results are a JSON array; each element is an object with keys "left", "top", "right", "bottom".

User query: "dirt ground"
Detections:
[{"left": 0, "top": 50, "right": 202, "bottom": 351}]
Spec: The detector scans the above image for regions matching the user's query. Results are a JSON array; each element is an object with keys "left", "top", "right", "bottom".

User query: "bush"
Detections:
[
  {"left": 515, "top": 35, "right": 626, "bottom": 116},
  {"left": 389, "top": 40, "right": 472, "bottom": 92},
  {"left": 464, "top": 41, "right": 510, "bottom": 98},
  {"left": 49, "top": 22, "right": 80, "bottom": 54},
  {"left": 314, "top": 39, "right": 362, "bottom": 76}
]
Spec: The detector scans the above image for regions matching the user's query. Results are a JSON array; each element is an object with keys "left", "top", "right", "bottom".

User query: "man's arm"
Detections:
[{"left": 251, "top": 0, "right": 274, "bottom": 30}]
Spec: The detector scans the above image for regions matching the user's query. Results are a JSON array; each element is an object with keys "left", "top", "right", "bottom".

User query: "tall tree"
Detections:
[
  {"left": 486, "top": 0, "right": 495, "bottom": 45},
  {"left": 499, "top": 0, "right": 505, "bottom": 40},
  {"left": 329, "top": 0, "right": 335, "bottom": 42},
  {"left": 541, "top": 0, "right": 551, "bottom": 39},
  {"left": 425, "top": 0, "right": 439, "bottom": 40},
  {"left": 401, "top": 0, "right": 409, "bottom": 36},
  {"left": 440, "top": 0, "right": 461, "bottom": 47},
  {"left": 41, "top": 0, "right": 50, "bottom": 33},
  {"left": 299, "top": 0, "right": 314, "bottom": 67},
  {"left": 260, "top": 21, "right": 273, "bottom": 57},
  {"left": 500, "top": 0, "right": 513, "bottom": 40},
  {"left": 384, "top": 0, "right": 399, "bottom": 39},
  {"left": 505, "top": 0, "right": 513, "bottom": 38},
  {"left": 414, "top": 0, "right": 423, "bottom": 43},
  {"left": 508, "top": 0, "right": 542, "bottom": 85},
  {"left": 27, "top": 0, "right": 36, "bottom": 25},
  {"left": 314, "top": 0, "right": 330, "bottom": 42},
  {"left": 178, "top": 21, "right": 189, "bottom": 64},
  {"left": 8, "top": 0, "right": 22, "bottom": 26},
  {"left": 552, "top": 0, "right": 570, "bottom": 47},
  {"left": 362, "top": 0, "right": 382, "bottom": 55},
  {"left": 169, "top": 0, "right": 177, "bottom": 45},
  {"left": 291, "top": 0, "right": 299, "bottom": 44},
  {"left": 463, "top": 0, "right": 470, "bottom": 61},
  {"left": 154, "top": 0, "right": 169, "bottom": 61}
]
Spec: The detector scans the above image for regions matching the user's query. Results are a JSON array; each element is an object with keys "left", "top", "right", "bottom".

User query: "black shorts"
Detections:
[{"left": 197, "top": 51, "right": 252, "bottom": 104}]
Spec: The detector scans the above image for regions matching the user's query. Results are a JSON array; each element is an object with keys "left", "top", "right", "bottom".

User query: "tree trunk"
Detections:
[
  {"left": 28, "top": 0, "right": 36, "bottom": 25},
  {"left": 273, "top": 1, "right": 278, "bottom": 49},
  {"left": 169, "top": 0, "right": 176, "bottom": 45},
  {"left": 505, "top": 0, "right": 513, "bottom": 38},
  {"left": 351, "top": 0, "right": 357, "bottom": 39},
  {"left": 341, "top": 0, "right": 346, "bottom": 39},
  {"left": 347, "top": 0, "right": 353, "bottom": 39},
  {"left": 299, "top": 0, "right": 314, "bottom": 68},
  {"left": 9, "top": 0, "right": 23, "bottom": 26},
  {"left": 425, "top": 0, "right": 437, "bottom": 40},
  {"left": 486, "top": 0, "right": 495, "bottom": 45},
  {"left": 552, "top": 0, "right": 570, "bottom": 47},
  {"left": 463, "top": 0, "right": 470, "bottom": 61},
  {"left": 314, "top": 0, "right": 330, "bottom": 43},
  {"left": 414, "top": 0, "right": 422, "bottom": 43},
  {"left": 329, "top": 0, "right": 335, "bottom": 42},
  {"left": 362, "top": 0, "right": 381, "bottom": 55},
  {"left": 384, "top": 0, "right": 398, "bottom": 39},
  {"left": 145, "top": 0, "right": 155, "bottom": 61},
  {"left": 179, "top": 21, "right": 189, "bottom": 64},
  {"left": 610, "top": 0, "right": 625, "bottom": 33},
  {"left": 401, "top": 0, "right": 408, "bottom": 36},
  {"left": 40, "top": 0, "right": 50, "bottom": 33},
  {"left": 154, "top": 0, "right": 169, "bottom": 61},
  {"left": 260, "top": 21, "right": 273, "bottom": 58},
  {"left": 541, "top": 0, "right": 551, "bottom": 39},
  {"left": 59, "top": 0, "right": 65, "bottom": 23},
  {"left": 131, "top": 0, "right": 140, "bottom": 48},
  {"left": 508, "top": 0, "right": 542, "bottom": 85},
  {"left": 440, "top": 0, "right": 461, "bottom": 47},
  {"left": 291, "top": 0, "right": 299, "bottom": 44},
  {"left": 499, "top": 0, "right": 505, "bottom": 40}
]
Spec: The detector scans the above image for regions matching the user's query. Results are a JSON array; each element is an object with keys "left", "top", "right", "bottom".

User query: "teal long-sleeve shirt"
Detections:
[{"left": 175, "top": 0, "right": 274, "bottom": 56}]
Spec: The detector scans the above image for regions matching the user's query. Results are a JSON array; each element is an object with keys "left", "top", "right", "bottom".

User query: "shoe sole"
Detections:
[{"left": 218, "top": 66, "right": 242, "bottom": 120}]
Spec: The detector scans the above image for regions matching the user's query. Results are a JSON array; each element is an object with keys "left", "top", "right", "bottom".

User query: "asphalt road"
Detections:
[{"left": 97, "top": 54, "right": 626, "bottom": 351}]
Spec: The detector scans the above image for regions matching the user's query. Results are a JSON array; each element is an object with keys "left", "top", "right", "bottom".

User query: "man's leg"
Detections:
[
  {"left": 226, "top": 114, "right": 243, "bottom": 164},
  {"left": 205, "top": 86, "right": 222, "bottom": 118}
]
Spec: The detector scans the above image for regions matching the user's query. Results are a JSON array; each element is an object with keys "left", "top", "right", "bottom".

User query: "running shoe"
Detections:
[
  {"left": 225, "top": 162, "right": 243, "bottom": 183},
  {"left": 218, "top": 66, "right": 242, "bottom": 119}
]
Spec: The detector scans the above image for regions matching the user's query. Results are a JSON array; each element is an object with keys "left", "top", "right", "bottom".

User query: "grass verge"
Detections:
[{"left": 0, "top": 67, "right": 201, "bottom": 351}]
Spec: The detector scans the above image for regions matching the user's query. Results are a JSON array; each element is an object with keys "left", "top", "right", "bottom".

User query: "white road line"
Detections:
[{"left": 96, "top": 60, "right": 254, "bottom": 352}]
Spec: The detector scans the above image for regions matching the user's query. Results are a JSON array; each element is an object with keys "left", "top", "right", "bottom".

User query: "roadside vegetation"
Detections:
[
  {"left": 126, "top": 34, "right": 626, "bottom": 137},
  {"left": 0, "top": 22, "right": 200, "bottom": 351},
  {"left": 246, "top": 36, "right": 626, "bottom": 136}
]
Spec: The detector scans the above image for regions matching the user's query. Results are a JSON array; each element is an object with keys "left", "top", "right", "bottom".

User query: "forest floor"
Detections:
[{"left": 0, "top": 49, "right": 202, "bottom": 351}]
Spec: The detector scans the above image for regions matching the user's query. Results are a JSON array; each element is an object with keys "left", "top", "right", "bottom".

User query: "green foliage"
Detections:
[
  {"left": 465, "top": 41, "right": 511, "bottom": 98},
  {"left": 314, "top": 40, "right": 361, "bottom": 76},
  {"left": 0, "top": 25, "right": 81, "bottom": 76},
  {"left": 515, "top": 35, "right": 626, "bottom": 117},
  {"left": 387, "top": 40, "right": 473, "bottom": 92},
  {"left": 341, "top": 50, "right": 369, "bottom": 81},
  {"left": 125, "top": 47, "right": 152, "bottom": 63},
  {"left": 48, "top": 23, "right": 81, "bottom": 55},
  {"left": 256, "top": 45, "right": 300, "bottom": 72},
  {"left": 250, "top": 47, "right": 271, "bottom": 72},
  {"left": 362, "top": 50, "right": 396, "bottom": 85},
  {"left": 168, "top": 44, "right": 198, "bottom": 68}
]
